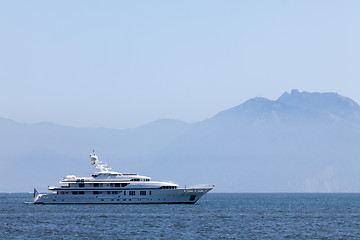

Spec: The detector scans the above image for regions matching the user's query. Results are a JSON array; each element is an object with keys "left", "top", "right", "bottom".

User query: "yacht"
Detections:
[{"left": 33, "top": 152, "right": 213, "bottom": 204}]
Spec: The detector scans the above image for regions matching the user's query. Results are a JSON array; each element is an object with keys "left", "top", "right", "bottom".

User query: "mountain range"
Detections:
[{"left": 1, "top": 89, "right": 360, "bottom": 192}]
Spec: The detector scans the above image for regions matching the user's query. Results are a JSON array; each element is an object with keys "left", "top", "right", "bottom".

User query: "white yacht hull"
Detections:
[{"left": 33, "top": 188, "right": 212, "bottom": 204}]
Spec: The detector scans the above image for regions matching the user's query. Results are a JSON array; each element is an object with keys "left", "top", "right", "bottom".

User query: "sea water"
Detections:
[{"left": 1, "top": 193, "right": 360, "bottom": 239}]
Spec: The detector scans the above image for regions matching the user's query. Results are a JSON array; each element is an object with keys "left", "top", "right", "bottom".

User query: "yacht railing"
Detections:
[{"left": 189, "top": 184, "right": 214, "bottom": 189}]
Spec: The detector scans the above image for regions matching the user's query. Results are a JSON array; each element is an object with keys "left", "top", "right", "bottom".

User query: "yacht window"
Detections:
[
  {"left": 112, "top": 191, "right": 118, "bottom": 194},
  {"left": 140, "top": 191, "right": 146, "bottom": 196},
  {"left": 115, "top": 183, "right": 120, "bottom": 187},
  {"left": 93, "top": 183, "right": 99, "bottom": 187},
  {"left": 121, "top": 183, "right": 128, "bottom": 187},
  {"left": 79, "top": 183, "right": 84, "bottom": 188},
  {"left": 124, "top": 191, "right": 126, "bottom": 196},
  {"left": 79, "top": 191, "right": 84, "bottom": 195},
  {"left": 149, "top": 191, "right": 152, "bottom": 195},
  {"left": 72, "top": 191, "right": 78, "bottom": 195},
  {"left": 110, "top": 183, "right": 114, "bottom": 187},
  {"left": 160, "top": 186, "right": 176, "bottom": 189},
  {"left": 99, "top": 183, "right": 103, "bottom": 187},
  {"left": 107, "top": 191, "right": 111, "bottom": 194},
  {"left": 93, "top": 191, "right": 99, "bottom": 195},
  {"left": 129, "top": 191, "right": 135, "bottom": 196}
]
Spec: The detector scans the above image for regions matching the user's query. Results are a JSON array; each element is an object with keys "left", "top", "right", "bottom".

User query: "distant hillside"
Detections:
[{"left": 1, "top": 89, "right": 360, "bottom": 192}]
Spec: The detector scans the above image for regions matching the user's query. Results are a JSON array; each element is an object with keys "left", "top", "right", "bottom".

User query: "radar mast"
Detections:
[{"left": 90, "top": 151, "right": 112, "bottom": 172}]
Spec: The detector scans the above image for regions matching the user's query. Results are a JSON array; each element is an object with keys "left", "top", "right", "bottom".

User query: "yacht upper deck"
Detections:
[{"left": 61, "top": 152, "right": 151, "bottom": 183}]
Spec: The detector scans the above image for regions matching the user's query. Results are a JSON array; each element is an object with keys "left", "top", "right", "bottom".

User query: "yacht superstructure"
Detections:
[{"left": 33, "top": 152, "right": 213, "bottom": 204}]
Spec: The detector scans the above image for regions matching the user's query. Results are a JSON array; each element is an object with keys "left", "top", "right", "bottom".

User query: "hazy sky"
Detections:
[{"left": 1, "top": 1, "right": 359, "bottom": 129}]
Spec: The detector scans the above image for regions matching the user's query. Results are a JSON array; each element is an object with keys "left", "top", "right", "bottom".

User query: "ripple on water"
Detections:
[{"left": 1, "top": 193, "right": 360, "bottom": 239}]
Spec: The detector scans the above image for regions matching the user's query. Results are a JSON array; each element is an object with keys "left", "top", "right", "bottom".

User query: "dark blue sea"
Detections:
[{"left": 1, "top": 193, "right": 360, "bottom": 239}]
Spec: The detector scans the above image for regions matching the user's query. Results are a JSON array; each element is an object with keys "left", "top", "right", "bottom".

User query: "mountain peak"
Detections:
[
  {"left": 277, "top": 90, "right": 360, "bottom": 124},
  {"left": 278, "top": 89, "right": 300, "bottom": 99},
  {"left": 277, "top": 89, "right": 359, "bottom": 108},
  {"left": 208, "top": 97, "right": 286, "bottom": 123},
  {"left": 291, "top": 89, "right": 300, "bottom": 95},
  {"left": 221, "top": 97, "right": 274, "bottom": 113}
]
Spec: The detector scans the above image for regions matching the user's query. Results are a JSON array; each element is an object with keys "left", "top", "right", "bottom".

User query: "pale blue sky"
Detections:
[{"left": 0, "top": 1, "right": 359, "bottom": 129}]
